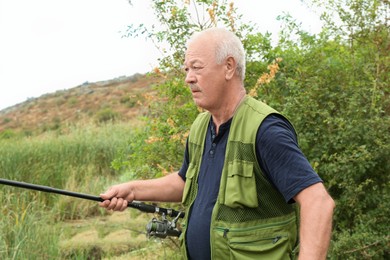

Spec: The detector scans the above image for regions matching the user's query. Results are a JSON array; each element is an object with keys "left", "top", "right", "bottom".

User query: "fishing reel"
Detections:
[{"left": 146, "top": 212, "right": 182, "bottom": 238}]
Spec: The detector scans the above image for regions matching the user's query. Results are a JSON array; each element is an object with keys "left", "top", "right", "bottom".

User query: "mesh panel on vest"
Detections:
[
  {"left": 226, "top": 141, "right": 256, "bottom": 162},
  {"left": 217, "top": 141, "right": 295, "bottom": 222}
]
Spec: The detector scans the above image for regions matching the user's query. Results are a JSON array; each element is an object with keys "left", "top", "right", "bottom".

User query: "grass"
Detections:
[
  {"left": 0, "top": 199, "right": 60, "bottom": 259},
  {"left": 0, "top": 121, "right": 179, "bottom": 259}
]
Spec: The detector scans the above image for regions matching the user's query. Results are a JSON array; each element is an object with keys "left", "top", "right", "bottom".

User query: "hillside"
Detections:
[{"left": 0, "top": 73, "right": 162, "bottom": 136}]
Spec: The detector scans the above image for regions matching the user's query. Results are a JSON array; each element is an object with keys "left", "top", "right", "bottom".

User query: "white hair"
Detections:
[{"left": 187, "top": 27, "right": 246, "bottom": 81}]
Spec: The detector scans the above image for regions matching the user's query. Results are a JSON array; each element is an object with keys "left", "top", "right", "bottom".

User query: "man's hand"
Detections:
[{"left": 99, "top": 183, "right": 134, "bottom": 211}]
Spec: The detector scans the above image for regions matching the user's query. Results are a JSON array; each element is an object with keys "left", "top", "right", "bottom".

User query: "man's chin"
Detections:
[
  {"left": 192, "top": 98, "right": 203, "bottom": 108},
  {"left": 191, "top": 94, "right": 200, "bottom": 102}
]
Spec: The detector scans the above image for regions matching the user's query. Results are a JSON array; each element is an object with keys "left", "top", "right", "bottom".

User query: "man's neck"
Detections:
[{"left": 211, "top": 90, "right": 246, "bottom": 134}]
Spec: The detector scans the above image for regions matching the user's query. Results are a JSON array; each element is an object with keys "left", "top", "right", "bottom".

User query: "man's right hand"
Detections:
[{"left": 99, "top": 183, "right": 134, "bottom": 211}]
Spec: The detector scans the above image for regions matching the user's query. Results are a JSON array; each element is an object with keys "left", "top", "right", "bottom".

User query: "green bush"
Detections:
[
  {"left": 95, "top": 107, "right": 120, "bottom": 123},
  {"left": 0, "top": 129, "right": 16, "bottom": 139}
]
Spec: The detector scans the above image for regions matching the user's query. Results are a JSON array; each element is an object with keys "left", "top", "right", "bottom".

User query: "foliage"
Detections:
[
  {"left": 117, "top": 0, "right": 390, "bottom": 258},
  {"left": 0, "top": 122, "right": 140, "bottom": 258},
  {"left": 0, "top": 200, "right": 60, "bottom": 259},
  {"left": 95, "top": 107, "right": 120, "bottom": 124},
  {"left": 0, "top": 122, "right": 136, "bottom": 219},
  {"left": 0, "top": 129, "right": 16, "bottom": 139}
]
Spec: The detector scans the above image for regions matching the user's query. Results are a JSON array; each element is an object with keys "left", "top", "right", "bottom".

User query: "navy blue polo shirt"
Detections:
[{"left": 178, "top": 114, "right": 322, "bottom": 260}]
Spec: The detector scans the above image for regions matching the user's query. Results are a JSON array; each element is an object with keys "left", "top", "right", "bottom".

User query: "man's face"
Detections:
[{"left": 183, "top": 37, "right": 226, "bottom": 111}]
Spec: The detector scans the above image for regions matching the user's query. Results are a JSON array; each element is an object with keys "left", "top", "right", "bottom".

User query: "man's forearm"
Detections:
[
  {"left": 295, "top": 183, "right": 335, "bottom": 259},
  {"left": 131, "top": 171, "right": 185, "bottom": 202}
]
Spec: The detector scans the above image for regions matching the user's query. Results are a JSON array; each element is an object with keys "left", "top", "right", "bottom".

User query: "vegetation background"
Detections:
[{"left": 0, "top": 0, "right": 388, "bottom": 259}]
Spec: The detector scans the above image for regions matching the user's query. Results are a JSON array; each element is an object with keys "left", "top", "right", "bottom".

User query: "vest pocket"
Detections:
[
  {"left": 181, "top": 163, "right": 197, "bottom": 206},
  {"left": 224, "top": 160, "right": 258, "bottom": 208},
  {"left": 213, "top": 216, "right": 297, "bottom": 260},
  {"left": 228, "top": 233, "right": 290, "bottom": 260}
]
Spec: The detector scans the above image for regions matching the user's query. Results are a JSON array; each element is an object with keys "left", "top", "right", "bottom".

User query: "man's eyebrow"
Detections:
[{"left": 183, "top": 59, "right": 202, "bottom": 66}]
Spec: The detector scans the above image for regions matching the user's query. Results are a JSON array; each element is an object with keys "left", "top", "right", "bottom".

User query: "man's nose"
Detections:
[{"left": 185, "top": 70, "right": 196, "bottom": 84}]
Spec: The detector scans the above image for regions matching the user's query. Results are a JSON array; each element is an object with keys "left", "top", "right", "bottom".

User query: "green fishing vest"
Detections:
[{"left": 180, "top": 96, "right": 299, "bottom": 259}]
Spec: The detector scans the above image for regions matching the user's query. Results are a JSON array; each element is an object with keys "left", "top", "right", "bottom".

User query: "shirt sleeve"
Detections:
[{"left": 256, "top": 114, "right": 322, "bottom": 203}]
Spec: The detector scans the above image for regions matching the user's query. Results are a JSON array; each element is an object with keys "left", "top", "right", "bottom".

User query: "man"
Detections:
[{"left": 100, "top": 28, "right": 335, "bottom": 259}]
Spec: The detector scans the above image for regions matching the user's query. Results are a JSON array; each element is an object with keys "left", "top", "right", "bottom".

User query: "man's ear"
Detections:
[{"left": 225, "top": 56, "right": 236, "bottom": 80}]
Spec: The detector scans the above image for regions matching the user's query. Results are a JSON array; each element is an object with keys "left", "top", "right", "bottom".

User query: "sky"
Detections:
[{"left": 0, "top": 0, "right": 322, "bottom": 111}]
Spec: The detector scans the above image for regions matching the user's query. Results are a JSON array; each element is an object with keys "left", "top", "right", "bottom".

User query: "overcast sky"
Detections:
[{"left": 0, "top": 0, "right": 322, "bottom": 111}]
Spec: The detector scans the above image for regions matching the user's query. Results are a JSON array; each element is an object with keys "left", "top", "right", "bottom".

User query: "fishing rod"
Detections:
[{"left": 0, "top": 178, "right": 183, "bottom": 238}]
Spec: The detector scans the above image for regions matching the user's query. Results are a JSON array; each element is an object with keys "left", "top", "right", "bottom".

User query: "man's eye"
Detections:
[{"left": 183, "top": 66, "right": 202, "bottom": 73}]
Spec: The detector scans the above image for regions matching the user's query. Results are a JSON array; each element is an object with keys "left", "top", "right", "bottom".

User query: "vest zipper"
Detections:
[
  {"left": 228, "top": 234, "right": 287, "bottom": 246},
  {"left": 223, "top": 228, "right": 229, "bottom": 238},
  {"left": 273, "top": 235, "right": 282, "bottom": 243}
]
